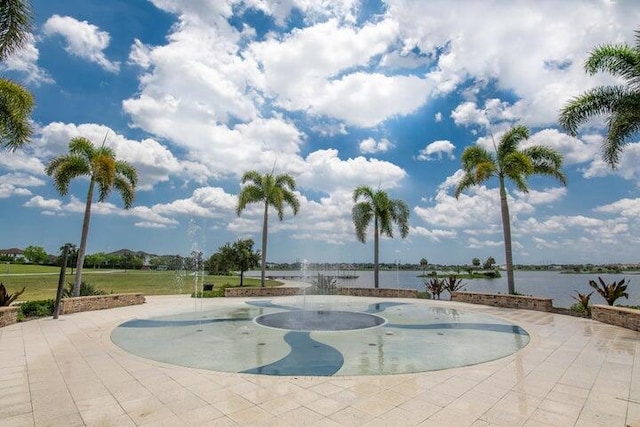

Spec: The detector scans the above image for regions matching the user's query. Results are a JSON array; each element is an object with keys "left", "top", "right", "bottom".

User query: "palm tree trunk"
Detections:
[
  {"left": 260, "top": 202, "right": 268, "bottom": 287},
  {"left": 74, "top": 179, "right": 95, "bottom": 296},
  {"left": 499, "top": 177, "right": 515, "bottom": 294},
  {"left": 374, "top": 217, "right": 379, "bottom": 289}
]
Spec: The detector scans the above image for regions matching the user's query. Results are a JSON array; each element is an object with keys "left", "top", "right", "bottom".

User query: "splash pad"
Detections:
[{"left": 111, "top": 295, "right": 529, "bottom": 376}]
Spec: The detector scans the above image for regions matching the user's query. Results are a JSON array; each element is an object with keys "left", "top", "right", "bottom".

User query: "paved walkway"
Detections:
[{"left": 1, "top": 295, "right": 639, "bottom": 426}]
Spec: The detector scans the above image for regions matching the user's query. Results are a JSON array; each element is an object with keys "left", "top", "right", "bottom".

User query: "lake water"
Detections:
[{"left": 254, "top": 269, "right": 640, "bottom": 308}]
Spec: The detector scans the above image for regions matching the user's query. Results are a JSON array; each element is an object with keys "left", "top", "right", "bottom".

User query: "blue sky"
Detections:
[{"left": 1, "top": 0, "right": 640, "bottom": 265}]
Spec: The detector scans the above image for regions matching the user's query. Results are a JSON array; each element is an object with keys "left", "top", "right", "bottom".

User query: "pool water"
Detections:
[{"left": 111, "top": 296, "right": 529, "bottom": 376}]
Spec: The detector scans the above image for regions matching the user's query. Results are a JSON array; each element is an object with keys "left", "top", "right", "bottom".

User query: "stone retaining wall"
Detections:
[
  {"left": 337, "top": 288, "right": 417, "bottom": 298},
  {"left": 0, "top": 306, "right": 18, "bottom": 328},
  {"left": 225, "top": 287, "right": 302, "bottom": 297},
  {"left": 591, "top": 305, "right": 640, "bottom": 332},
  {"left": 452, "top": 291, "right": 553, "bottom": 312},
  {"left": 60, "top": 293, "right": 145, "bottom": 315}
]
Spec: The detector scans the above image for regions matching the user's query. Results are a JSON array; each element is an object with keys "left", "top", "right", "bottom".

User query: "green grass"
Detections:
[{"left": 0, "top": 267, "right": 282, "bottom": 301}]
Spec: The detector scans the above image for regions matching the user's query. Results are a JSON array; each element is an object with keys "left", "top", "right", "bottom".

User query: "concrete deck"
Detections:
[{"left": 1, "top": 295, "right": 639, "bottom": 426}]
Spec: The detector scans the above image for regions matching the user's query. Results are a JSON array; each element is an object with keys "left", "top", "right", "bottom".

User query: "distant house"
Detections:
[{"left": 0, "top": 248, "right": 26, "bottom": 261}]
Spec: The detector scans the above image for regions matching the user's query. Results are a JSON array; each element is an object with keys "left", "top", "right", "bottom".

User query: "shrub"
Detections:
[
  {"left": 588, "top": 277, "right": 629, "bottom": 306},
  {"left": 482, "top": 270, "right": 501, "bottom": 278},
  {"left": 571, "top": 290, "right": 593, "bottom": 313},
  {"left": 19, "top": 299, "right": 55, "bottom": 318},
  {"left": 192, "top": 289, "right": 225, "bottom": 298},
  {"left": 62, "top": 281, "right": 106, "bottom": 297},
  {"left": 443, "top": 276, "right": 465, "bottom": 298},
  {"left": 425, "top": 278, "right": 444, "bottom": 300},
  {"left": 0, "top": 283, "right": 25, "bottom": 306},
  {"left": 416, "top": 291, "right": 431, "bottom": 299}
]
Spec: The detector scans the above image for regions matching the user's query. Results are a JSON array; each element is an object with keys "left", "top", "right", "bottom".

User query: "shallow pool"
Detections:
[{"left": 111, "top": 296, "right": 529, "bottom": 376}]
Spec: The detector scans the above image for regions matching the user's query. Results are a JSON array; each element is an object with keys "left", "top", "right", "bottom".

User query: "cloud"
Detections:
[
  {"left": 43, "top": 15, "right": 120, "bottom": 72},
  {"left": 0, "top": 34, "right": 53, "bottom": 85},
  {"left": 416, "top": 140, "right": 456, "bottom": 161},
  {"left": 35, "top": 122, "right": 184, "bottom": 190},
  {"left": 359, "top": 137, "right": 394, "bottom": 154},
  {"left": 595, "top": 198, "right": 640, "bottom": 218}
]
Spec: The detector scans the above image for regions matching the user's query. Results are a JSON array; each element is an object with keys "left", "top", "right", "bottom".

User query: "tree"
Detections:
[
  {"left": 45, "top": 136, "right": 137, "bottom": 296},
  {"left": 455, "top": 126, "right": 566, "bottom": 294},
  {"left": 236, "top": 170, "right": 300, "bottom": 287},
  {"left": 231, "top": 239, "right": 260, "bottom": 287},
  {"left": 419, "top": 258, "right": 428, "bottom": 276},
  {"left": 483, "top": 256, "right": 496, "bottom": 270},
  {"left": 559, "top": 29, "right": 640, "bottom": 167},
  {"left": 0, "top": 0, "right": 35, "bottom": 152},
  {"left": 472, "top": 257, "right": 481, "bottom": 268},
  {"left": 352, "top": 186, "right": 410, "bottom": 289},
  {"left": 23, "top": 245, "right": 47, "bottom": 264}
]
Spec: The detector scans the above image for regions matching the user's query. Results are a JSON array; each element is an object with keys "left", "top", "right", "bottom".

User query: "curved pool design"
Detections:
[{"left": 111, "top": 296, "right": 529, "bottom": 376}]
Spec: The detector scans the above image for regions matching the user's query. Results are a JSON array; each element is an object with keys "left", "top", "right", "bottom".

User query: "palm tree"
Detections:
[
  {"left": 45, "top": 136, "right": 137, "bottom": 296},
  {"left": 455, "top": 126, "right": 566, "bottom": 294},
  {"left": 419, "top": 257, "right": 428, "bottom": 276},
  {"left": 352, "top": 186, "right": 410, "bottom": 289},
  {"left": 0, "top": 0, "right": 34, "bottom": 152},
  {"left": 236, "top": 170, "right": 300, "bottom": 287},
  {"left": 559, "top": 29, "right": 640, "bottom": 167}
]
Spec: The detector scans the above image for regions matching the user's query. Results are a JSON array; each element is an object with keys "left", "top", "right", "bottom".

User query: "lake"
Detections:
[{"left": 253, "top": 269, "right": 640, "bottom": 308}]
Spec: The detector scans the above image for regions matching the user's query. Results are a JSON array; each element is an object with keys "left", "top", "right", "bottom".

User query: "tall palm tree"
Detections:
[
  {"left": 455, "top": 126, "right": 566, "bottom": 294},
  {"left": 236, "top": 170, "right": 300, "bottom": 287},
  {"left": 559, "top": 29, "right": 640, "bottom": 167},
  {"left": 0, "top": 0, "right": 34, "bottom": 152},
  {"left": 352, "top": 186, "right": 410, "bottom": 289},
  {"left": 45, "top": 136, "right": 137, "bottom": 296}
]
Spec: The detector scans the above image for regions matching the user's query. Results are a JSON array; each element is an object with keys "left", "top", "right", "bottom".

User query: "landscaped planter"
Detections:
[
  {"left": 59, "top": 293, "right": 145, "bottom": 314},
  {"left": 225, "top": 287, "right": 301, "bottom": 297},
  {"left": 337, "top": 287, "right": 417, "bottom": 298},
  {"left": 0, "top": 306, "right": 19, "bottom": 328},
  {"left": 451, "top": 291, "right": 553, "bottom": 312},
  {"left": 591, "top": 305, "right": 640, "bottom": 332}
]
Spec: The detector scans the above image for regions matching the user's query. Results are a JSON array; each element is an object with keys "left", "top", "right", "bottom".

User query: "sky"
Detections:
[{"left": 1, "top": 0, "right": 640, "bottom": 266}]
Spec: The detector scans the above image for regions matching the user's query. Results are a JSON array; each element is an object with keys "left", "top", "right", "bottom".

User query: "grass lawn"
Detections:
[{"left": 0, "top": 264, "right": 282, "bottom": 301}]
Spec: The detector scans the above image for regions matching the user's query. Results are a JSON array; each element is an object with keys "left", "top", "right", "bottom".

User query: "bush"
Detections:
[
  {"left": 0, "top": 283, "right": 25, "bottom": 306},
  {"left": 192, "top": 288, "right": 225, "bottom": 298},
  {"left": 62, "top": 281, "right": 106, "bottom": 297},
  {"left": 425, "top": 278, "right": 444, "bottom": 299},
  {"left": 588, "top": 277, "right": 629, "bottom": 306},
  {"left": 19, "top": 299, "right": 55, "bottom": 318},
  {"left": 569, "top": 302, "right": 588, "bottom": 313},
  {"left": 416, "top": 291, "right": 431, "bottom": 299},
  {"left": 482, "top": 270, "right": 501, "bottom": 278}
]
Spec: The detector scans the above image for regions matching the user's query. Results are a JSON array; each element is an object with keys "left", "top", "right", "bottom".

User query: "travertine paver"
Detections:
[{"left": 0, "top": 295, "right": 638, "bottom": 426}]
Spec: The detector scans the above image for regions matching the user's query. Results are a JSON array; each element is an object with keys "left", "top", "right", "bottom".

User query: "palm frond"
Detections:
[
  {"left": 522, "top": 146, "right": 567, "bottom": 185},
  {"left": 558, "top": 85, "right": 631, "bottom": 135},
  {"left": 0, "top": 0, "right": 32, "bottom": 60},
  {"left": 497, "top": 125, "right": 529, "bottom": 161},
  {"left": 460, "top": 145, "right": 493, "bottom": 172},
  {"left": 352, "top": 202, "right": 373, "bottom": 243},
  {"left": 0, "top": 78, "right": 34, "bottom": 150},
  {"left": 46, "top": 155, "right": 90, "bottom": 195},
  {"left": 352, "top": 185, "right": 375, "bottom": 203},
  {"left": 603, "top": 94, "right": 640, "bottom": 166},
  {"left": 112, "top": 175, "right": 136, "bottom": 209},
  {"left": 454, "top": 172, "right": 477, "bottom": 198},
  {"left": 584, "top": 43, "right": 640, "bottom": 86},
  {"left": 236, "top": 185, "right": 264, "bottom": 215},
  {"left": 391, "top": 199, "right": 410, "bottom": 238}
]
